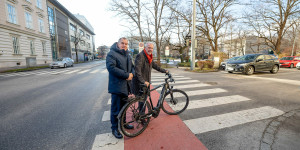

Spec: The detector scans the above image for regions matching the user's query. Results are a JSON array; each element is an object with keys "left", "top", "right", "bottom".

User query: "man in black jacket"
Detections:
[{"left": 106, "top": 37, "right": 134, "bottom": 139}]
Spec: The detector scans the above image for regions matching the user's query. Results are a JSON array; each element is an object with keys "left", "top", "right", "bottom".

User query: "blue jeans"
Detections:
[{"left": 110, "top": 93, "right": 127, "bottom": 130}]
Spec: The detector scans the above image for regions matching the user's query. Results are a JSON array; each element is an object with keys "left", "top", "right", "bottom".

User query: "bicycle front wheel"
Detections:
[
  {"left": 162, "top": 89, "right": 189, "bottom": 115},
  {"left": 119, "top": 98, "right": 151, "bottom": 137}
]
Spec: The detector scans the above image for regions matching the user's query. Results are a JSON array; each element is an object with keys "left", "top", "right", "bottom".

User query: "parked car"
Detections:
[
  {"left": 226, "top": 54, "right": 279, "bottom": 75},
  {"left": 279, "top": 56, "right": 300, "bottom": 68},
  {"left": 296, "top": 61, "right": 300, "bottom": 70},
  {"left": 220, "top": 56, "right": 241, "bottom": 70},
  {"left": 49, "top": 57, "right": 74, "bottom": 69}
]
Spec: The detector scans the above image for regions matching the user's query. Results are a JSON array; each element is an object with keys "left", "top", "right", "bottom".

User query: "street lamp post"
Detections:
[{"left": 191, "top": 0, "right": 196, "bottom": 70}]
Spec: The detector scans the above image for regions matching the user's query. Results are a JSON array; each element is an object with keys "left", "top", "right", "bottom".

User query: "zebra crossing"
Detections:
[
  {"left": 0, "top": 68, "right": 108, "bottom": 78},
  {"left": 93, "top": 72, "right": 285, "bottom": 149}
]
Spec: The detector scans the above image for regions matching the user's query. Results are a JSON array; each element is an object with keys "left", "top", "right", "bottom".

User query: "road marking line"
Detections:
[
  {"left": 64, "top": 70, "right": 80, "bottom": 74},
  {"left": 91, "top": 133, "right": 124, "bottom": 150},
  {"left": 184, "top": 106, "right": 284, "bottom": 134},
  {"left": 182, "top": 88, "right": 227, "bottom": 97},
  {"left": 101, "top": 70, "right": 108, "bottom": 73},
  {"left": 172, "top": 95, "right": 252, "bottom": 111},
  {"left": 107, "top": 98, "right": 111, "bottom": 105},
  {"left": 102, "top": 111, "right": 110, "bottom": 121},
  {"left": 90, "top": 70, "right": 100, "bottom": 73},
  {"left": 156, "top": 83, "right": 211, "bottom": 92},
  {"left": 151, "top": 75, "right": 185, "bottom": 79},
  {"left": 151, "top": 77, "right": 191, "bottom": 82},
  {"left": 151, "top": 80, "right": 200, "bottom": 85},
  {"left": 50, "top": 70, "right": 69, "bottom": 74},
  {"left": 244, "top": 76, "right": 300, "bottom": 86},
  {"left": 78, "top": 69, "right": 90, "bottom": 74}
]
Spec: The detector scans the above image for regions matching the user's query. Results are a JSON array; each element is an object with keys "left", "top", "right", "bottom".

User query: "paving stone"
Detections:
[
  {"left": 260, "top": 142, "right": 271, "bottom": 150},
  {"left": 276, "top": 116, "right": 286, "bottom": 122},
  {"left": 262, "top": 133, "right": 274, "bottom": 145},
  {"left": 270, "top": 121, "right": 280, "bottom": 127}
]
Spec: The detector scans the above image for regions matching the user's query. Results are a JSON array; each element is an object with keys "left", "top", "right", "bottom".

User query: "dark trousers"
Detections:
[{"left": 110, "top": 93, "right": 127, "bottom": 130}]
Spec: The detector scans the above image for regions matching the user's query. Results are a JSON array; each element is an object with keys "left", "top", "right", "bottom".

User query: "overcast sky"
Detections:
[{"left": 57, "top": 0, "right": 127, "bottom": 47}]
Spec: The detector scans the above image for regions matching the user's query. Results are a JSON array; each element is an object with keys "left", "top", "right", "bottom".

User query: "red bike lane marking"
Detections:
[{"left": 124, "top": 86, "right": 207, "bottom": 150}]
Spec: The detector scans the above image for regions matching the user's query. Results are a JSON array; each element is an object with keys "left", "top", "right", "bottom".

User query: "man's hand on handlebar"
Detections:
[{"left": 144, "top": 81, "right": 150, "bottom": 87}]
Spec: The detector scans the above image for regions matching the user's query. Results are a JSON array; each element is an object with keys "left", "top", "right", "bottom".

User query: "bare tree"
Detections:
[
  {"left": 244, "top": 0, "right": 300, "bottom": 54},
  {"left": 144, "top": 0, "right": 175, "bottom": 64},
  {"left": 72, "top": 28, "right": 83, "bottom": 63},
  {"left": 196, "top": 0, "right": 236, "bottom": 52},
  {"left": 110, "top": 0, "right": 144, "bottom": 41}
]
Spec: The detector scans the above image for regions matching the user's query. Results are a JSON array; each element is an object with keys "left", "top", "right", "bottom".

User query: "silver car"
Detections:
[{"left": 49, "top": 57, "right": 74, "bottom": 69}]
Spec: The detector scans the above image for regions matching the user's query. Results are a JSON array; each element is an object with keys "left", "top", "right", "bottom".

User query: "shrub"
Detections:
[{"left": 197, "top": 60, "right": 214, "bottom": 70}]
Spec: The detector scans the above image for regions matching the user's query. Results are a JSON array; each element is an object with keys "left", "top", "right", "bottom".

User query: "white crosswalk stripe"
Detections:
[
  {"left": 184, "top": 106, "right": 284, "bottom": 134},
  {"left": 151, "top": 75, "right": 185, "bottom": 79},
  {"left": 91, "top": 70, "right": 100, "bottom": 73},
  {"left": 78, "top": 69, "right": 90, "bottom": 74},
  {"left": 151, "top": 77, "right": 191, "bottom": 82},
  {"left": 64, "top": 69, "right": 80, "bottom": 74},
  {"left": 102, "top": 111, "right": 110, "bottom": 121},
  {"left": 101, "top": 70, "right": 108, "bottom": 73},
  {"left": 152, "top": 80, "right": 200, "bottom": 85}
]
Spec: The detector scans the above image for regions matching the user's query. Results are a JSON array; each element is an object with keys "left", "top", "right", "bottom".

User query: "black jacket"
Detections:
[
  {"left": 106, "top": 42, "right": 134, "bottom": 95},
  {"left": 131, "top": 51, "right": 166, "bottom": 95}
]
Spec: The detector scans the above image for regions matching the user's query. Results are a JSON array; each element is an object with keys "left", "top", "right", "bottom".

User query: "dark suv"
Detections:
[{"left": 226, "top": 54, "right": 279, "bottom": 75}]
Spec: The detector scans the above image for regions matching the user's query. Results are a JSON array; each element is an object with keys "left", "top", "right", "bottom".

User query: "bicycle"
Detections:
[{"left": 117, "top": 72, "right": 189, "bottom": 137}]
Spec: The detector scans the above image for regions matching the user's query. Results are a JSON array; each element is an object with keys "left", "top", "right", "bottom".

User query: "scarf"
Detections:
[{"left": 144, "top": 49, "right": 153, "bottom": 64}]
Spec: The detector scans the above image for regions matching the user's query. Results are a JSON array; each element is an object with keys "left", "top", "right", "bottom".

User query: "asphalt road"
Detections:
[
  {"left": 0, "top": 61, "right": 109, "bottom": 150},
  {"left": 1, "top": 62, "right": 299, "bottom": 150}
]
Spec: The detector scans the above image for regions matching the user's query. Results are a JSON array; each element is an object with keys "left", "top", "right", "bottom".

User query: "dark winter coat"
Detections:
[
  {"left": 131, "top": 51, "right": 166, "bottom": 95},
  {"left": 106, "top": 42, "right": 134, "bottom": 96}
]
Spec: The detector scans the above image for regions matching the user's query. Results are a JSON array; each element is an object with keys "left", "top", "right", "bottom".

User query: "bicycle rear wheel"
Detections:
[
  {"left": 162, "top": 89, "right": 189, "bottom": 115},
  {"left": 119, "top": 98, "right": 151, "bottom": 137}
]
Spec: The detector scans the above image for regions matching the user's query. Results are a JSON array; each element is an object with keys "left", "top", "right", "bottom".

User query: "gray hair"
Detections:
[
  {"left": 145, "top": 42, "right": 154, "bottom": 47},
  {"left": 118, "top": 37, "right": 128, "bottom": 43}
]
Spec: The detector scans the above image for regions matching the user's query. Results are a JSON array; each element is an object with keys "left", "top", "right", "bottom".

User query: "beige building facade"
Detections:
[{"left": 0, "top": 0, "right": 52, "bottom": 68}]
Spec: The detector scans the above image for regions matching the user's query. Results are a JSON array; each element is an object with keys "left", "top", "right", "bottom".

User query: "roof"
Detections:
[{"left": 48, "top": 0, "right": 95, "bottom": 35}]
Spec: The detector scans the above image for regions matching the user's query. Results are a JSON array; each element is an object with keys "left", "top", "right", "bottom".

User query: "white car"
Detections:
[
  {"left": 296, "top": 61, "right": 300, "bottom": 70},
  {"left": 49, "top": 57, "right": 74, "bottom": 69}
]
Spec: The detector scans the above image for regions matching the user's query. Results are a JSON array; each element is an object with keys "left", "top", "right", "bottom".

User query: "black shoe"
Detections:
[
  {"left": 112, "top": 130, "right": 123, "bottom": 139},
  {"left": 124, "top": 124, "right": 134, "bottom": 129}
]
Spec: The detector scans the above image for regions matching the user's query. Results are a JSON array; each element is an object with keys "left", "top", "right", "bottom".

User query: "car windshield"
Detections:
[
  {"left": 228, "top": 57, "right": 240, "bottom": 61},
  {"left": 280, "top": 57, "right": 293, "bottom": 60},
  {"left": 237, "top": 55, "right": 257, "bottom": 61},
  {"left": 57, "top": 58, "right": 63, "bottom": 61}
]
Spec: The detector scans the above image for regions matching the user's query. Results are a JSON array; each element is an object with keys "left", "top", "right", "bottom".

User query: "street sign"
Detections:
[
  {"left": 139, "top": 42, "right": 144, "bottom": 53},
  {"left": 165, "top": 46, "right": 169, "bottom": 56}
]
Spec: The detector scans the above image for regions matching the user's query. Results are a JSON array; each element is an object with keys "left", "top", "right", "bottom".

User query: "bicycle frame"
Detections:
[{"left": 140, "top": 76, "right": 173, "bottom": 117}]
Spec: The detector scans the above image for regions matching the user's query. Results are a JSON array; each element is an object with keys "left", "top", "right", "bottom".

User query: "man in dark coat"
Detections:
[
  {"left": 106, "top": 37, "right": 134, "bottom": 139},
  {"left": 132, "top": 42, "right": 168, "bottom": 96}
]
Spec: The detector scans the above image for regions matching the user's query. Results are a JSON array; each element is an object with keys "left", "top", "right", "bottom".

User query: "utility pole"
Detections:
[{"left": 191, "top": 0, "right": 196, "bottom": 70}]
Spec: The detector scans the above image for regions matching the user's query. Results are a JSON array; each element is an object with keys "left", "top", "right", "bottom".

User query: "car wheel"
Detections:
[
  {"left": 290, "top": 64, "right": 294, "bottom": 68},
  {"left": 244, "top": 66, "right": 254, "bottom": 75},
  {"left": 228, "top": 71, "right": 233, "bottom": 73},
  {"left": 270, "top": 65, "right": 279, "bottom": 74},
  {"left": 71, "top": 64, "right": 73, "bottom": 67},
  {"left": 51, "top": 67, "right": 54, "bottom": 69},
  {"left": 64, "top": 64, "right": 67, "bottom": 68}
]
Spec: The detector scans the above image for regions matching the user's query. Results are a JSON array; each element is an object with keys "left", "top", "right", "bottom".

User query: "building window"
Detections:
[
  {"left": 25, "top": 12, "right": 33, "bottom": 29},
  {"left": 38, "top": 18, "right": 44, "bottom": 33},
  {"left": 81, "top": 40, "right": 85, "bottom": 46},
  {"left": 12, "top": 36, "right": 20, "bottom": 54},
  {"left": 71, "top": 36, "right": 75, "bottom": 42},
  {"left": 70, "top": 23, "right": 76, "bottom": 31},
  {"left": 7, "top": 4, "right": 17, "bottom": 24},
  {"left": 79, "top": 29, "right": 84, "bottom": 36},
  {"left": 86, "top": 34, "right": 90, "bottom": 40},
  {"left": 30, "top": 40, "right": 35, "bottom": 55},
  {"left": 42, "top": 41, "right": 46, "bottom": 54},
  {"left": 36, "top": 0, "right": 42, "bottom": 9}
]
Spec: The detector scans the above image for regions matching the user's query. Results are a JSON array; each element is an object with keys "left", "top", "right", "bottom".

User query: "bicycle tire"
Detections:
[
  {"left": 119, "top": 98, "right": 151, "bottom": 137},
  {"left": 162, "top": 89, "right": 189, "bottom": 115}
]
